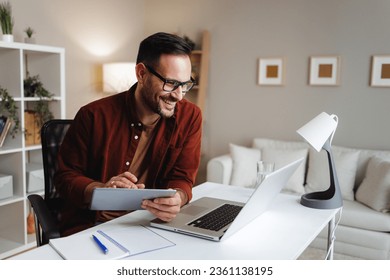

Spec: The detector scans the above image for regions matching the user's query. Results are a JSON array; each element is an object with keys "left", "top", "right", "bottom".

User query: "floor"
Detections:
[{"left": 298, "top": 246, "right": 363, "bottom": 260}]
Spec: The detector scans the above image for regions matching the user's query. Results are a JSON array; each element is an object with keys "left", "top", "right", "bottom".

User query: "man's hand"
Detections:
[
  {"left": 141, "top": 191, "right": 184, "bottom": 222},
  {"left": 104, "top": 171, "right": 145, "bottom": 189}
]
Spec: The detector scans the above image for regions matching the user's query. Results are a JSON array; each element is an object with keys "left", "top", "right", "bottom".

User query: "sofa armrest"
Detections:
[{"left": 206, "top": 154, "right": 233, "bottom": 185}]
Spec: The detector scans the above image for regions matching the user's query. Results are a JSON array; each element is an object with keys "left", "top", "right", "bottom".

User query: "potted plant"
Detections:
[
  {"left": 0, "top": 86, "right": 20, "bottom": 137},
  {"left": 0, "top": 1, "right": 14, "bottom": 42},
  {"left": 24, "top": 26, "right": 36, "bottom": 44},
  {"left": 24, "top": 74, "right": 54, "bottom": 131}
]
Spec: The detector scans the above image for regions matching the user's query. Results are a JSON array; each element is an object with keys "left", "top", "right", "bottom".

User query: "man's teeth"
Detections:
[{"left": 163, "top": 99, "right": 174, "bottom": 105}]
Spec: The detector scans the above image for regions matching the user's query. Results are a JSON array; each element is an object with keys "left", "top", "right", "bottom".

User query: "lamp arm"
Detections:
[
  {"left": 300, "top": 136, "right": 343, "bottom": 209},
  {"left": 322, "top": 138, "right": 338, "bottom": 196}
]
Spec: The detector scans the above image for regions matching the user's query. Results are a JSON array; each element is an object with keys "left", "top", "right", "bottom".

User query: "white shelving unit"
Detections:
[
  {"left": 187, "top": 30, "right": 210, "bottom": 113},
  {"left": 0, "top": 41, "right": 65, "bottom": 259}
]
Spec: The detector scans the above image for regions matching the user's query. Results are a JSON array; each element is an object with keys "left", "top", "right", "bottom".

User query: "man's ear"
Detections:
[{"left": 135, "top": 63, "right": 147, "bottom": 85}]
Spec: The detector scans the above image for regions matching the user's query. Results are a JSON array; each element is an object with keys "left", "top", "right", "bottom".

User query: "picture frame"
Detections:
[
  {"left": 257, "top": 57, "right": 285, "bottom": 86},
  {"left": 309, "top": 56, "right": 340, "bottom": 86},
  {"left": 370, "top": 55, "right": 390, "bottom": 87}
]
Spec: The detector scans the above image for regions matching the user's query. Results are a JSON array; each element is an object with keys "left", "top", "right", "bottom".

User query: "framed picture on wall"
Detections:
[
  {"left": 309, "top": 56, "right": 340, "bottom": 86},
  {"left": 370, "top": 55, "right": 390, "bottom": 87},
  {"left": 257, "top": 57, "right": 285, "bottom": 86}
]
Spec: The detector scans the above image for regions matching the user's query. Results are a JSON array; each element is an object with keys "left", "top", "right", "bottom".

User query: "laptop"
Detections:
[{"left": 150, "top": 157, "right": 304, "bottom": 241}]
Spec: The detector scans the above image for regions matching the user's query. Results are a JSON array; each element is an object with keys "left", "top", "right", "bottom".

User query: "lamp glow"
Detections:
[
  {"left": 297, "top": 112, "right": 343, "bottom": 209},
  {"left": 103, "top": 62, "right": 137, "bottom": 93}
]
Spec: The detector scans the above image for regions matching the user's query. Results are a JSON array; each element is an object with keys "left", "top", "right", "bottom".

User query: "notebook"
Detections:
[
  {"left": 150, "top": 158, "right": 304, "bottom": 241},
  {"left": 49, "top": 224, "right": 175, "bottom": 260}
]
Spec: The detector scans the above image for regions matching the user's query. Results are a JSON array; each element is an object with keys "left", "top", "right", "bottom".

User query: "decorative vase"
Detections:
[
  {"left": 2, "top": 34, "right": 14, "bottom": 42},
  {"left": 24, "top": 37, "right": 36, "bottom": 44},
  {"left": 27, "top": 211, "right": 35, "bottom": 234}
]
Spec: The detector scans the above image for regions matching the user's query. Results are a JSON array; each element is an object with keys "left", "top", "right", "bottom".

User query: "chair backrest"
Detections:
[
  {"left": 28, "top": 119, "right": 72, "bottom": 246},
  {"left": 41, "top": 119, "right": 72, "bottom": 207}
]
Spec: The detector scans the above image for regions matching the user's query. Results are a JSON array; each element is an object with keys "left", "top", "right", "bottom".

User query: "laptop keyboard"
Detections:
[{"left": 187, "top": 203, "right": 243, "bottom": 231}]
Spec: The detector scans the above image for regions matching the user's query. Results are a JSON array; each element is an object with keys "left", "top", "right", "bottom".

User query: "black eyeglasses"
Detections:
[{"left": 145, "top": 64, "right": 195, "bottom": 93}]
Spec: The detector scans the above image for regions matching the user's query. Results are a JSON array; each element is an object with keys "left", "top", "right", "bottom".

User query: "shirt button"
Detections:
[
  {"left": 134, "top": 135, "right": 139, "bottom": 140},
  {"left": 125, "top": 161, "right": 130, "bottom": 166},
  {"left": 138, "top": 123, "right": 142, "bottom": 127},
  {"left": 130, "top": 123, "right": 134, "bottom": 127}
]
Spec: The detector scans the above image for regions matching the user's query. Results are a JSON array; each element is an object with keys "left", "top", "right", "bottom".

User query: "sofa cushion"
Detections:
[
  {"left": 305, "top": 147, "right": 360, "bottom": 201},
  {"left": 340, "top": 200, "right": 390, "bottom": 232},
  {"left": 354, "top": 149, "right": 390, "bottom": 188},
  {"left": 355, "top": 156, "right": 390, "bottom": 213},
  {"left": 229, "top": 143, "right": 261, "bottom": 187},
  {"left": 262, "top": 148, "right": 308, "bottom": 194},
  {"left": 252, "top": 138, "right": 309, "bottom": 151}
]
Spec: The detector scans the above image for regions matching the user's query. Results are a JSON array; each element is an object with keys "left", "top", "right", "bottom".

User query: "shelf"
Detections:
[
  {"left": 187, "top": 30, "right": 210, "bottom": 113},
  {"left": 0, "top": 42, "right": 65, "bottom": 259}
]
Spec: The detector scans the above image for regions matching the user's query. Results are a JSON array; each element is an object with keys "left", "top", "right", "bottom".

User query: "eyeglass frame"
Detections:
[{"left": 144, "top": 64, "right": 196, "bottom": 93}]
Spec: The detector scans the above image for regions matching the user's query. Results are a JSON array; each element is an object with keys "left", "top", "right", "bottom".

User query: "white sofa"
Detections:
[{"left": 206, "top": 138, "right": 390, "bottom": 260}]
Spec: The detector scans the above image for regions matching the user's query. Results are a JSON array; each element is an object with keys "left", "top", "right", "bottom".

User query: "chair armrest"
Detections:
[
  {"left": 206, "top": 154, "right": 233, "bottom": 185},
  {"left": 28, "top": 194, "right": 60, "bottom": 244}
]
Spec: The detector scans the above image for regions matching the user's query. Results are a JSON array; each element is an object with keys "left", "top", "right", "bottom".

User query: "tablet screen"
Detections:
[{"left": 90, "top": 188, "right": 177, "bottom": 210}]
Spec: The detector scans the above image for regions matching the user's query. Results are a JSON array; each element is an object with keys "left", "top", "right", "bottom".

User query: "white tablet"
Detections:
[{"left": 89, "top": 188, "right": 177, "bottom": 211}]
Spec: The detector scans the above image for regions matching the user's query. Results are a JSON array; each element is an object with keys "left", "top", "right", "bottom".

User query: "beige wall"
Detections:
[
  {"left": 7, "top": 0, "right": 390, "bottom": 182},
  {"left": 145, "top": 0, "right": 390, "bottom": 157},
  {"left": 10, "top": 0, "right": 145, "bottom": 118}
]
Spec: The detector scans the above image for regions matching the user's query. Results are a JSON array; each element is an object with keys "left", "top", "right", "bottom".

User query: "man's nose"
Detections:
[{"left": 170, "top": 87, "right": 184, "bottom": 101}]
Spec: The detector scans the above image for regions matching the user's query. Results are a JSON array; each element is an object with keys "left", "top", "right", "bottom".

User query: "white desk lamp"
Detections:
[{"left": 297, "top": 112, "right": 343, "bottom": 209}]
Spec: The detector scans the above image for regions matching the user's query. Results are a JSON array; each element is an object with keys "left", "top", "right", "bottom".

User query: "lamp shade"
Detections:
[
  {"left": 296, "top": 112, "right": 338, "bottom": 152},
  {"left": 103, "top": 62, "right": 137, "bottom": 93}
]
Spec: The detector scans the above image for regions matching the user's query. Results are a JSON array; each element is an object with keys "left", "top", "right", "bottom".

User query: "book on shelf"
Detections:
[
  {"left": 49, "top": 224, "right": 175, "bottom": 260},
  {"left": 0, "top": 115, "right": 12, "bottom": 147}
]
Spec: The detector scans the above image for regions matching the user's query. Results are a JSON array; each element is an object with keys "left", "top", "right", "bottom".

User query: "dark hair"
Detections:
[{"left": 136, "top": 32, "right": 192, "bottom": 67}]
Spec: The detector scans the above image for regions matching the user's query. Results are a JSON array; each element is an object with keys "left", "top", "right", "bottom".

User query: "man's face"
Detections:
[{"left": 140, "top": 54, "right": 192, "bottom": 118}]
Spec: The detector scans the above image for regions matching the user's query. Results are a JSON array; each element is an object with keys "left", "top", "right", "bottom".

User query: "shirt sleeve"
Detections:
[
  {"left": 54, "top": 108, "right": 99, "bottom": 208},
  {"left": 161, "top": 106, "right": 203, "bottom": 204}
]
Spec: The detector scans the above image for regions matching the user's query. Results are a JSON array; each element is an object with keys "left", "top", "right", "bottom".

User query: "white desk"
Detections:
[{"left": 11, "top": 182, "right": 339, "bottom": 260}]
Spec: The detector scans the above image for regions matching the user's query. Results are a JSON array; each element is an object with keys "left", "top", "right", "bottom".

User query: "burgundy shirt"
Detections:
[{"left": 54, "top": 84, "right": 202, "bottom": 235}]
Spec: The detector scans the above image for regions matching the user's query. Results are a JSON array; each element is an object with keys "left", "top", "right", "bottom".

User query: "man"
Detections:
[{"left": 54, "top": 32, "right": 202, "bottom": 236}]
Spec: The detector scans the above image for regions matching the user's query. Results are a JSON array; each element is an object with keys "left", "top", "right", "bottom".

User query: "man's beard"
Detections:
[{"left": 140, "top": 87, "right": 175, "bottom": 119}]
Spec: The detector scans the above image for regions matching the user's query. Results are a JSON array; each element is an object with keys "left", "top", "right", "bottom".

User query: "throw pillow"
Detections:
[
  {"left": 355, "top": 156, "right": 390, "bottom": 213},
  {"left": 229, "top": 143, "right": 261, "bottom": 188},
  {"left": 262, "top": 148, "right": 308, "bottom": 194},
  {"left": 305, "top": 147, "right": 360, "bottom": 201}
]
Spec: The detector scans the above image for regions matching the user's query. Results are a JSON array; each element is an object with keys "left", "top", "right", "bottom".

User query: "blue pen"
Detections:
[{"left": 92, "top": 234, "right": 109, "bottom": 254}]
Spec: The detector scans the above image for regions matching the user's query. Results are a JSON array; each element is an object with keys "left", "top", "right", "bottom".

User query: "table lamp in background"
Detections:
[
  {"left": 297, "top": 112, "right": 343, "bottom": 209},
  {"left": 103, "top": 62, "right": 137, "bottom": 94}
]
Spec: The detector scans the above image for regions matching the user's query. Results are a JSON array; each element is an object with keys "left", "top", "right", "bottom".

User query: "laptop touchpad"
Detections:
[{"left": 181, "top": 205, "right": 208, "bottom": 216}]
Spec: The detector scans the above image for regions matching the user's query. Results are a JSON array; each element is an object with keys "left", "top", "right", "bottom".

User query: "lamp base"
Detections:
[{"left": 300, "top": 190, "right": 343, "bottom": 209}]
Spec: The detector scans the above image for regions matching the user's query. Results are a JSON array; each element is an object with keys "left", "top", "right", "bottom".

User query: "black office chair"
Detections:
[{"left": 28, "top": 119, "right": 72, "bottom": 246}]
